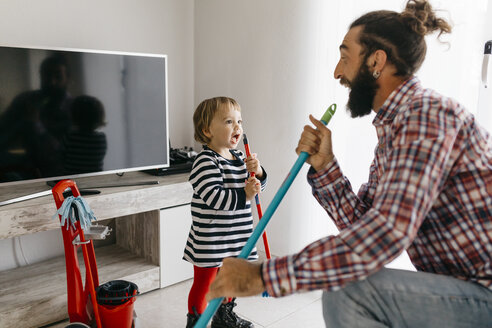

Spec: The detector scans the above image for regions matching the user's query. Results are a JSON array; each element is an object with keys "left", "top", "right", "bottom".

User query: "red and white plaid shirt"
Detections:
[{"left": 262, "top": 76, "right": 492, "bottom": 297}]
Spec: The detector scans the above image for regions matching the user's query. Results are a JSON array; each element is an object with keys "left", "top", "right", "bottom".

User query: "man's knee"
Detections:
[
  {"left": 322, "top": 285, "right": 370, "bottom": 327},
  {"left": 321, "top": 273, "right": 388, "bottom": 328},
  {"left": 322, "top": 289, "right": 344, "bottom": 327}
]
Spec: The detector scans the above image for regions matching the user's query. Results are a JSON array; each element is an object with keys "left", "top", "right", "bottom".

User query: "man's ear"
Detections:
[{"left": 368, "top": 49, "right": 388, "bottom": 73}]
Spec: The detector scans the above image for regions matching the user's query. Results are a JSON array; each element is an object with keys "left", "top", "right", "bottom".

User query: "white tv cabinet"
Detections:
[{"left": 0, "top": 171, "right": 193, "bottom": 328}]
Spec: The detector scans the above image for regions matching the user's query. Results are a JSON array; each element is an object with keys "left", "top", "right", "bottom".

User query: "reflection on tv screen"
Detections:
[{"left": 0, "top": 47, "right": 169, "bottom": 184}]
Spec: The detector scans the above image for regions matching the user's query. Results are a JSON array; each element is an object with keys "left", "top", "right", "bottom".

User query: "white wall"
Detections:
[
  {"left": 0, "top": 0, "right": 194, "bottom": 148},
  {"left": 0, "top": 0, "right": 194, "bottom": 270},
  {"left": 419, "top": 0, "right": 490, "bottom": 116},
  {"left": 476, "top": 2, "right": 492, "bottom": 129}
]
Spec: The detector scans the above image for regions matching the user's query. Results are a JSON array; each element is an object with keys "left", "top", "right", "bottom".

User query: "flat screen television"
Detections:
[{"left": 0, "top": 45, "right": 169, "bottom": 189}]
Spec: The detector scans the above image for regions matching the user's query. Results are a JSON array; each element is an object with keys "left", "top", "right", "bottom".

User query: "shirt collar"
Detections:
[{"left": 372, "top": 76, "right": 421, "bottom": 126}]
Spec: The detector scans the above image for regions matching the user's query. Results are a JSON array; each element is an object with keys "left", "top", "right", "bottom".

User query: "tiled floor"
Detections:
[
  {"left": 134, "top": 279, "right": 325, "bottom": 328},
  {"left": 46, "top": 252, "right": 415, "bottom": 327},
  {"left": 130, "top": 253, "right": 414, "bottom": 327},
  {"left": 49, "top": 278, "right": 325, "bottom": 327},
  {"left": 47, "top": 248, "right": 327, "bottom": 328},
  {"left": 46, "top": 252, "right": 417, "bottom": 327}
]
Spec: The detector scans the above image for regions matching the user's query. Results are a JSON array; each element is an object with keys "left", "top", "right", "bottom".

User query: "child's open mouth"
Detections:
[{"left": 231, "top": 134, "right": 240, "bottom": 143}]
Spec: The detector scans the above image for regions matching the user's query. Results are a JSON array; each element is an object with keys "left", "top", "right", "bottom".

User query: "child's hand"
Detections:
[
  {"left": 245, "top": 153, "right": 263, "bottom": 179},
  {"left": 244, "top": 176, "right": 261, "bottom": 201}
]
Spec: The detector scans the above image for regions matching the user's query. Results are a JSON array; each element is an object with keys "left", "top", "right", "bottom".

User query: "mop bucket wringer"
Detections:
[{"left": 52, "top": 179, "right": 138, "bottom": 328}]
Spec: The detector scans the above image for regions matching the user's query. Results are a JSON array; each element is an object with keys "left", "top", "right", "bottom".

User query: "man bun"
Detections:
[{"left": 401, "top": 0, "right": 451, "bottom": 37}]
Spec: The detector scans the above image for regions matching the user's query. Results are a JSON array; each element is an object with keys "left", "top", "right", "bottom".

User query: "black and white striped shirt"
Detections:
[
  {"left": 183, "top": 146, "right": 267, "bottom": 267},
  {"left": 63, "top": 130, "right": 107, "bottom": 175}
]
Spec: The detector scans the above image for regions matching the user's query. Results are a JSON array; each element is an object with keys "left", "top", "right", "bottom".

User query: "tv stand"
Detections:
[
  {"left": 0, "top": 171, "right": 193, "bottom": 328},
  {"left": 46, "top": 176, "right": 161, "bottom": 188},
  {"left": 46, "top": 180, "right": 61, "bottom": 188},
  {"left": 83, "top": 180, "right": 160, "bottom": 189},
  {"left": 0, "top": 171, "right": 173, "bottom": 237},
  {"left": 48, "top": 180, "right": 102, "bottom": 197},
  {"left": 0, "top": 185, "right": 101, "bottom": 207},
  {"left": 46, "top": 181, "right": 102, "bottom": 197},
  {"left": 0, "top": 189, "right": 52, "bottom": 207},
  {"left": 0, "top": 178, "right": 161, "bottom": 207}
]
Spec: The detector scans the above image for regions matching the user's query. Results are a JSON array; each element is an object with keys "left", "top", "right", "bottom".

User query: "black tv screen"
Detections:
[{"left": 0, "top": 46, "right": 169, "bottom": 185}]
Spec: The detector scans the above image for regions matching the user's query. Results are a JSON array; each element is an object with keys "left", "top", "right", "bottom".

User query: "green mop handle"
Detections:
[{"left": 194, "top": 104, "right": 336, "bottom": 328}]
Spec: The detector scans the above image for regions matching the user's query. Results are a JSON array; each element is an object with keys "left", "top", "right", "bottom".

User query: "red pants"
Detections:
[
  {"left": 187, "top": 266, "right": 232, "bottom": 314},
  {"left": 188, "top": 266, "right": 218, "bottom": 314}
]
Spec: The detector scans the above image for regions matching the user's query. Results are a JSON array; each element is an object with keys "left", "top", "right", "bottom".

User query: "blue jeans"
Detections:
[{"left": 322, "top": 268, "right": 492, "bottom": 328}]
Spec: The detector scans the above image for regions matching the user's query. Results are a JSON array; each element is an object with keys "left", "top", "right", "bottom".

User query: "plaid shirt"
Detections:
[{"left": 262, "top": 77, "right": 492, "bottom": 297}]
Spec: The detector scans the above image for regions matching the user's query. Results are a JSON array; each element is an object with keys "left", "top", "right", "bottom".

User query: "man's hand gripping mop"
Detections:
[{"left": 195, "top": 104, "right": 337, "bottom": 328}]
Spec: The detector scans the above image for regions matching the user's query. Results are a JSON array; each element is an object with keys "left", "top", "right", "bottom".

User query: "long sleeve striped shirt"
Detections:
[
  {"left": 184, "top": 146, "right": 267, "bottom": 267},
  {"left": 262, "top": 76, "right": 492, "bottom": 296}
]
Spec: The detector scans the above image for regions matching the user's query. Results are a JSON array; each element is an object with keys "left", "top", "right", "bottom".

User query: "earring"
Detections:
[{"left": 373, "top": 71, "right": 381, "bottom": 79}]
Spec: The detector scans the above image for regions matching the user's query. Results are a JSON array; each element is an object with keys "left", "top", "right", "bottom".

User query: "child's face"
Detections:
[{"left": 205, "top": 104, "right": 243, "bottom": 151}]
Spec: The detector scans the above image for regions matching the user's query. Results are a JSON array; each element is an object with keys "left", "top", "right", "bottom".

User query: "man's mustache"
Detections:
[{"left": 340, "top": 78, "right": 351, "bottom": 88}]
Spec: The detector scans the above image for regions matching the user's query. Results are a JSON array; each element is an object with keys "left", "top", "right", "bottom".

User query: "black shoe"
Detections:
[
  {"left": 186, "top": 307, "right": 200, "bottom": 328},
  {"left": 211, "top": 299, "right": 254, "bottom": 328}
]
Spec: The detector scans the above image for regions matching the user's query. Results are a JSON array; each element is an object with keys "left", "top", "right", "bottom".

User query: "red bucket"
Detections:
[
  {"left": 96, "top": 280, "right": 138, "bottom": 328},
  {"left": 97, "top": 297, "right": 136, "bottom": 328}
]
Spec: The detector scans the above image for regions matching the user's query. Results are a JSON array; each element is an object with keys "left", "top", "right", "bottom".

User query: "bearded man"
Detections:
[{"left": 207, "top": 1, "right": 492, "bottom": 327}]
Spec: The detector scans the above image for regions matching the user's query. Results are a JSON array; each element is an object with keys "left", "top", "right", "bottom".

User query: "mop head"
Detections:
[{"left": 53, "top": 196, "right": 97, "bottom": 231}]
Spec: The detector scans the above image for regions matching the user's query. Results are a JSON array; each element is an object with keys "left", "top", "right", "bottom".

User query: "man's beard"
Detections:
[{"left": 341, "top": 64, "right": 379, "bottom": 118}]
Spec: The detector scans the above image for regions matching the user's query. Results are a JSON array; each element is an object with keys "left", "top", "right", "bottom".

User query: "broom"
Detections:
[{"left": 243, "top": 133, "right": 271, "bottom": 297}]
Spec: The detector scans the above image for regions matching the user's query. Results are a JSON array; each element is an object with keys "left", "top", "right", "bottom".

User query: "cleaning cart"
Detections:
[{"left": 52, "top": 179, "right": 138, "bottom": 328}]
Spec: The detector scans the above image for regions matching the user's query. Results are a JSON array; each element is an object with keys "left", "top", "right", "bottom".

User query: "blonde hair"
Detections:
[{"left": 193, "top": 97, "right": 241, "bottom": 145}]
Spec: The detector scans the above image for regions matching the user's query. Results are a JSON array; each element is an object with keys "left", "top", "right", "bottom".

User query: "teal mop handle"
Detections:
[{"left": 194, "top": 104, "right": 336, "bottom": 328}]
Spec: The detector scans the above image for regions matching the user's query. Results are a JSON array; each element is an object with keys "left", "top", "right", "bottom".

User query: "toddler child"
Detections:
[
  {"left": 63, "top": 95, "right": 107, "bottom": 175},
  {"left": 184, "top": 97, "right": 267, "bottom": 328}
]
